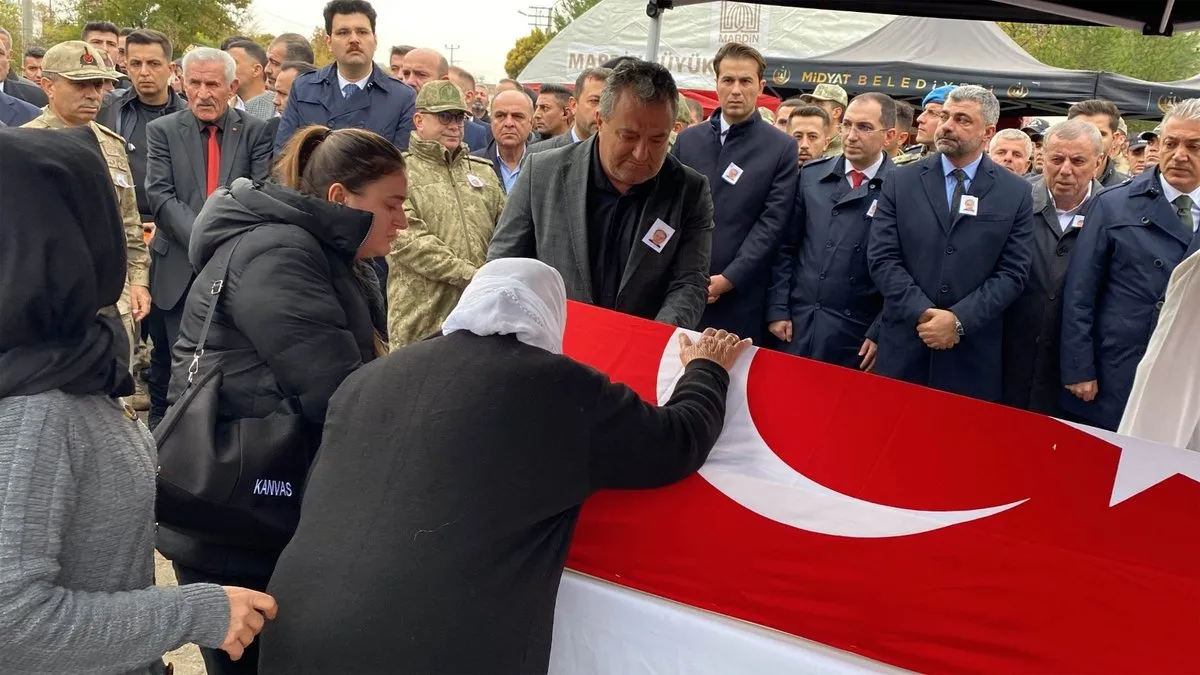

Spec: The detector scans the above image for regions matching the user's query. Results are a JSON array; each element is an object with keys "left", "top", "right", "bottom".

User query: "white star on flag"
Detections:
[{"left": 1064, "top": 422, "right": 1200, "bottom": 506}]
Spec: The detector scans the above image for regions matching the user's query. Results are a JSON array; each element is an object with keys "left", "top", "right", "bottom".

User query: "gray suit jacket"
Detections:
[
  {"left": 145, "top": 107, "right": 273, "bottom": 310},
  {"left": 487, "top": 136, "right": 713, "bottom": 329},
  {"left": 526, "top": 131, "right": 576, "bottom": 156}
]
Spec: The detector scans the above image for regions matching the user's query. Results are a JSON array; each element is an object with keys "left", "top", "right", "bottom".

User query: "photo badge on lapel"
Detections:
[{"left": 642, "top": 218, "right": 676, "bottom": 253}]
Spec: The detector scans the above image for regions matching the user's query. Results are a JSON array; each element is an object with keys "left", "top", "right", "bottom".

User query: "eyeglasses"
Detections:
[
  {"left": 838, "top": 121, "right": 885, "bottom": 137},
  {"left": 426, "top": 111, "right": 467, "bottom": 126}
]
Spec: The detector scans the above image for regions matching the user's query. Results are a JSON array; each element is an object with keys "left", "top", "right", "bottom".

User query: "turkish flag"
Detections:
[{"left": 561, "top": 302, "right": 1200, "bottom": 674}]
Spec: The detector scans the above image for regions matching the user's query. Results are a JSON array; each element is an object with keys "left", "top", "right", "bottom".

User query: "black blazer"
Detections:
[
  {"left": 867, "top": 152, "right": 1034, "bottom": 402},
  {"left": 145, "top": 108, "right": 273, "bottom": 310},
  {"left": 3, "top": 72, "right": 47, "bottom": 108},
  {"left": 258, "top": 331, "right": 730, "bottom": 675}
]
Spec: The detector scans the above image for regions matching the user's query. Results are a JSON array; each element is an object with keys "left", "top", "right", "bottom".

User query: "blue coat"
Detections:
[
  {"left": 767, "top": 154, "right": 890, "bottom": 369},
  {"left": 464, "top": 117, "right": 492, "bottom": 154},
  {"left": 867, "top": 152, "right": 1034, "bottom": 402},
  {"left": 1059, "top": 168, "right": 1200, "bottom": 430},
  {"left": 274, "top": 64, "right": 416, "bottom": 153},
  {"left": 672, "top": 109, "right": 797, "bottom": 342},
  {"left": 0, "top": 89, "right": 39, "bottom": 127}
]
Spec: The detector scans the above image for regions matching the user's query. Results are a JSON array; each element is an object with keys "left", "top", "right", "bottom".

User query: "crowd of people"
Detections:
[{"left": 1, "top": 0, "right": 1198, "bottom": 673}]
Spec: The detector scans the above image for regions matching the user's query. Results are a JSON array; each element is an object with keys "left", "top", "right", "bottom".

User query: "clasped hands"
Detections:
[{"left": 917, "top": 308, "right": 959, "bottom": 350}]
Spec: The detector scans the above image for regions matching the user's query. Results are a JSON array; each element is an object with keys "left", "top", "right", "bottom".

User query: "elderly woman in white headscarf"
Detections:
[{"left": 258, "top": 258, "right": 750, "bottom": 675}]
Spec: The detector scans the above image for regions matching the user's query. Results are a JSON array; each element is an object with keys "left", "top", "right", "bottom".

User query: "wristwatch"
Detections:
[{"left": 954, "top": 318, "right": 965, "bottom": 336}]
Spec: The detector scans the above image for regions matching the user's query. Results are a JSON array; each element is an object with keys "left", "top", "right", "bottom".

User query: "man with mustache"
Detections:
[
  {"left": 25, "top": 41, "right": 150, "bottom": 382},
  {"left": 1061, "top": 98, "right": 1200, "bottom": 431},
  {"left": 144, "top": 46, "right": 273, "bottom": 428},
  {"left": 868, "top": 85, "right": 1034, "bottom": 403}
]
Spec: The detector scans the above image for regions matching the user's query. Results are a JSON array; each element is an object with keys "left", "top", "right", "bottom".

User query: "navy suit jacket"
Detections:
[
  {"left": 464, "top": 118, "right": 491, "bottom": 154},
  {"left": 0, "top": 89, "right": 39, "bottom": 127},
  {"left": 1060, "top": 168, "right": 1199, "bottom": 430},
  {"left": 768, "top": 154, "right": 891, "bottom": 368},
  {"left": 275, "top": 64, "right": 416, "bottom": 153},
  {"left": 671, "top": 109, "right": 797, "bottom": 342},
  {"left": 867, "top": 152, "right": 1034, "bottom": 402}
]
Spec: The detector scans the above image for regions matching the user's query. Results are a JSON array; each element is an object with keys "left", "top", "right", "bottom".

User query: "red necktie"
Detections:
[
  {"left": 206, "top": 125, "right": 220, "bottom": 196},
  {"left": 849, "top": 169, "right": 865, "bottom": 189}
]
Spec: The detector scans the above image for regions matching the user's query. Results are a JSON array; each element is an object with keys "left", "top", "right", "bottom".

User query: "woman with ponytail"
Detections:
[{"left": 158, "top": 126, "right": 407, "bottom": 675}]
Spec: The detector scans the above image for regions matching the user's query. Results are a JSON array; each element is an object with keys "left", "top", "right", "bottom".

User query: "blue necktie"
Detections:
[{"left": 342, "top": 83, "right": 360, "bottom": 99}]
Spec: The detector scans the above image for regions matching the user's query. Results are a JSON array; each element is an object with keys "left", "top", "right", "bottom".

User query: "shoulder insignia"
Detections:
[
  {"left": 465, "top": 154, "right": 495, "bottom": 168},
  {"left": 93, "top": 121, "right": 124, "bottom": 141}
]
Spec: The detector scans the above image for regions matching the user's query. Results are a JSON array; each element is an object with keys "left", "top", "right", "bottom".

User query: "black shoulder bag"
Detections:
[{"left": 154, "top": 239, "right": 318, "bottom": 551}]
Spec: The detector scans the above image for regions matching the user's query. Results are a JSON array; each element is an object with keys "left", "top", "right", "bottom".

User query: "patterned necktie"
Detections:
[
  {"left": 342, "top": 83, "right": 360, "bottom": 99},
  {"left": 848, "top": 170, "right": 865, "bottom": 189},
  {"left": 949, "top": 168, "right": 968, "bottom": 216},
  {"left": 1173, "top": 194, "right": 1195, "bottom": 236}
]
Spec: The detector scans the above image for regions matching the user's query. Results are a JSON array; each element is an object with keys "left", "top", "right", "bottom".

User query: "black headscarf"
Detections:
[{"left": 0, "top": 126, "right": 134, "bottom": 398}]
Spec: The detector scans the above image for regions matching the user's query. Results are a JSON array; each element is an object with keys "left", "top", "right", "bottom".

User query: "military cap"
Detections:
[
  {"left": 1020, "top": 118, "right": 1050, "bottom": 141},
  {"left": 758, "top": 106, "right": 775, "bottom": 124},
  {"left": 800, "top": 83, "right": 848, "bottom": 108},
  {"left": 416, "top": 80, "right": 470, "bottom": 114},
  {"left": 921, "top": 85, "right": 956, "bottom": 108},
  {"left": 40, "top": 41, "right": 119, "bottom": 82}
]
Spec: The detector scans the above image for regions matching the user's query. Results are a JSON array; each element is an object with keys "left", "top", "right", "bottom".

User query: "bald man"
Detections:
[
  {"left": 470, "top": 89, "right": 533, "bottom": 193},
  {"left": 401, "top": 47, "right": 488, "bottom": 151}
]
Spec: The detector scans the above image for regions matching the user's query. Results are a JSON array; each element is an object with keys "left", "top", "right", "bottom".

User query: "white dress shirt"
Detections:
[
  {"left": 337, "top": 71, "right": 371, "bottom": 96},
  {"left": 1049, "top": 183, "right": 1092, "bottom": 233},
  {"left": 1159, "top": 174, "right": 1200, "bottom": 232},
  {"left": 843, "top": 153, "right": 885, "bottom": 188},
  {"left": 719, "top": 115, "right": 731, "bottom": 144}
]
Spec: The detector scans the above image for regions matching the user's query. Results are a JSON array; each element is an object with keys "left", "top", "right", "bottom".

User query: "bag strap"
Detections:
[{"left": 185, "top": 238, "right": 242, "bottom": 386}]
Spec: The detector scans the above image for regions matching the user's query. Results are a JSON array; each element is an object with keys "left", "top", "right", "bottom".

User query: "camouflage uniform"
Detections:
[
  {"left": 800, "top": 83, "right": 848, "bottom": 160},
  {"left": 823, "top": 134, "right": 844, "bottom": 159},
  {"left": 893, "top": 143, "right": 930, "bottom": 166},
  {"left": 24, "top": 42, "right": 148, "bottom": 361},
  {"left": 387, "top": 81, "right": 506, "bottom": 349}
]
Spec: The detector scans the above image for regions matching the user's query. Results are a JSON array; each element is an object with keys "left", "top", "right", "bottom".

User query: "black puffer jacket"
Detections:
[{"left": 159, "top": 178, "right": 386, "bottom": 578}]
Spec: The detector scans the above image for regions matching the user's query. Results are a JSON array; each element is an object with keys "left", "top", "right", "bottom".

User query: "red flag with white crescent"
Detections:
[{"left": 561, "top": 302, "right": 1200, "bottom": 674}]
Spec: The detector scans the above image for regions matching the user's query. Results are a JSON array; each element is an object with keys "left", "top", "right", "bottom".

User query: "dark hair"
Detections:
[
  {"left": 601, "top": 55, "right": 638, "bottom": 70},
  {"left": 894, "top": 99, "right": 915, "bottom": 130},
  {"left": 82, "top": 21, "right": 120, "bottom": 40},
  {"left": 119, "top": 26, "right": 135, "bottom": 37},
  {"left": 219, "top": 35, "right": 252, "bottom": 51},
  {"left": 226, "top": 39, "right": 267, "bottom": 68},
  {"left": 850, "top": 92, "right": 897, "bottom": 129},
  {"left": 789, "top": 105, "right": 831, "bottom": 128},
  {"left": 573, "top": 67, "right": 612, "bottom": 97},
  {"left": 448, "top": 65, "right": 475, "bottom": 90},
  {"left": 323, "top": 0, "right": 377, "bottom": 35},
  {"left": 123, "top": 29, "right": 172, "bottom": 60},
  {"left": 275, "top": 126, "right": 405, "bottom": 199},
  {"left": 1067, "top": 99, "right": 1122, "bottom": 132},
  {"left": 523, "top": 86, "right": 538, "bottom": 105},
  {"left": 391, "top": 44, "right": 414, "bottom": 58},
  {"left": 23, "top": 46, "right": 45, "bottom": 59},
  {"left": 271, "top": 33, "right": 315, "bottom": 64},
  {"left": 599, "top": 59, "right": 678, "bottom": 121},
  {"left": 779, "top": 97, "right": 807, "bottom": 111},
  {"left": 280, "top": 60, "right": 317, "bottom": 77},
  {"left": 538, "top": 83, "right": 572, "bottom": 109},
  {"left": 713, "top": 42, "right": 766, "bottom": 81}
]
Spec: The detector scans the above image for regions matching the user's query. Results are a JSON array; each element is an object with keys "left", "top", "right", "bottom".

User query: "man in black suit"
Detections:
[
  {"left": 469, "top": 88, "right": 533, "bottom": 194},
  {"left": 672, "top": 42, "right": 797, "bottom": 344},
  {"left": 0, "top": 27, "right": 49, "bottom": 107},
  {"left": 488, "top": 60, "right": 713, "bottom": 329},
  {"left": 144, "top": 46, "right": 273, "bottom": 426},
  {"left": 868, "top": 85, "right": 1034, "bottom": 403},
  {"left": 526, "top": 67, "right": 612, "bottom": 155}
]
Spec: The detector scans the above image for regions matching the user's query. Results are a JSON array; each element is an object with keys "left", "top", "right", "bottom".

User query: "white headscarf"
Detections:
[{"left": 441, "top": 258, "right": 568, "bottom": 354}]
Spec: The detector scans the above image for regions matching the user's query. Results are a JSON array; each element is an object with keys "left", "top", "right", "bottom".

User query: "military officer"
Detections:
[
  {"left": 25, "top": 41, "right": 150, "bottom": 368},
  {"left": 894, "top": 84, "right": 955, "bottom": 167},
  {"left": 386, "top": 80, "right": 505, "bottom": 349}
]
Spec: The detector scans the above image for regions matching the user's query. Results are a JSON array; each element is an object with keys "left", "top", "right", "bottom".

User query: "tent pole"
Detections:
[{"left": 645, "top": 0, "right": 673, "bottom": 63}]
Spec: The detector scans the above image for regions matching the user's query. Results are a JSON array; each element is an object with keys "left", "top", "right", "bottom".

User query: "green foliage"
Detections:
[
  {"left": 505, "top": 28, "right": 552, "bottom": 80},
  {"left": 551, "top": 0, "right": 601, "bottom": 32},
  {"left": 999, "top": 23, "right": 1200, "bottom": 82},
  {"left": 309, "top": 26, "right": 332, "bottom": 67}
]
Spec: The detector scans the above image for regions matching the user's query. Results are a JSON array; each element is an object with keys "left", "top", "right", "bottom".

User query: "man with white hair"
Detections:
[
  {"left": 1002, "top": 120, "right": 1104, "bottom": 417},
  {"left": 144, "top": 45, "right": 273, "bottom": 428},
  {"left": 988, "top": 128, "right": 1033, "bottom": 175},
  {"left": 1061, "top": 98, "right": 1200, "bottom": 431},
  {"left": 868, "top": 84, "right": 1034, "bottom": 402}
]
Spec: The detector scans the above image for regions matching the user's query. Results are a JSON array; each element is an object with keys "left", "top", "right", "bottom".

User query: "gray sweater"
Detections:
[{"left": 0, "top": 391, "right": 231, "bottom": 674}]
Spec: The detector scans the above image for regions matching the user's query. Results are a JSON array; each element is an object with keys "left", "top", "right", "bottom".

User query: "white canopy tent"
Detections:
[{"left": 517, "top": 0, "right": 893, "bottom": 90}]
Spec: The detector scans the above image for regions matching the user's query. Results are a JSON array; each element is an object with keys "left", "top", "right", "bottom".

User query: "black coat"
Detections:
[
  {"left": 157, "top": 178, "right": 385, "bottom": 578},
  {"left": 1060, "top": 168, "right": 1200, "bottom": 430},
  {"left": 96, "top": 87, "right": 188, "bottom": 220},
  {"left": 867, "top": 153, "right": 1034, "bottom": 402},
  {"left": 768, "top": 154, "right": 889, "bottom": 368},
  {"left": 3, "top": 71, "right": 48, "bottom": 108},
  {"left": 258, "top": 332, "right": 730, "bottom": 675},
  {"left": 1001, "top": 178, "right": 1099, "bottom": 417},
  {"left": 672, "top": 109, "right": 797, "bottom": 342}
]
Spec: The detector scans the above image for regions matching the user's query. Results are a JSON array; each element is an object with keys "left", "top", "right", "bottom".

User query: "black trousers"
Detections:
[
  {"left": 173, "top": 564, "right": 272, "bottom": 675},
  {"left": 148, "top": 303, "right": 183, "bottom": 429}
]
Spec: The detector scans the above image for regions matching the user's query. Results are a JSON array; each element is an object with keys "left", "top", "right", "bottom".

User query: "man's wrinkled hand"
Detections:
[{"left": 679, "top": 327, "right": 752, "bottom": 372}]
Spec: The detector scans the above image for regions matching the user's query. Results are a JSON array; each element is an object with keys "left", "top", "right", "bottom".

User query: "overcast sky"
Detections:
[{"left": 249, "top": 0, "right": 537, "bottom": 83}]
